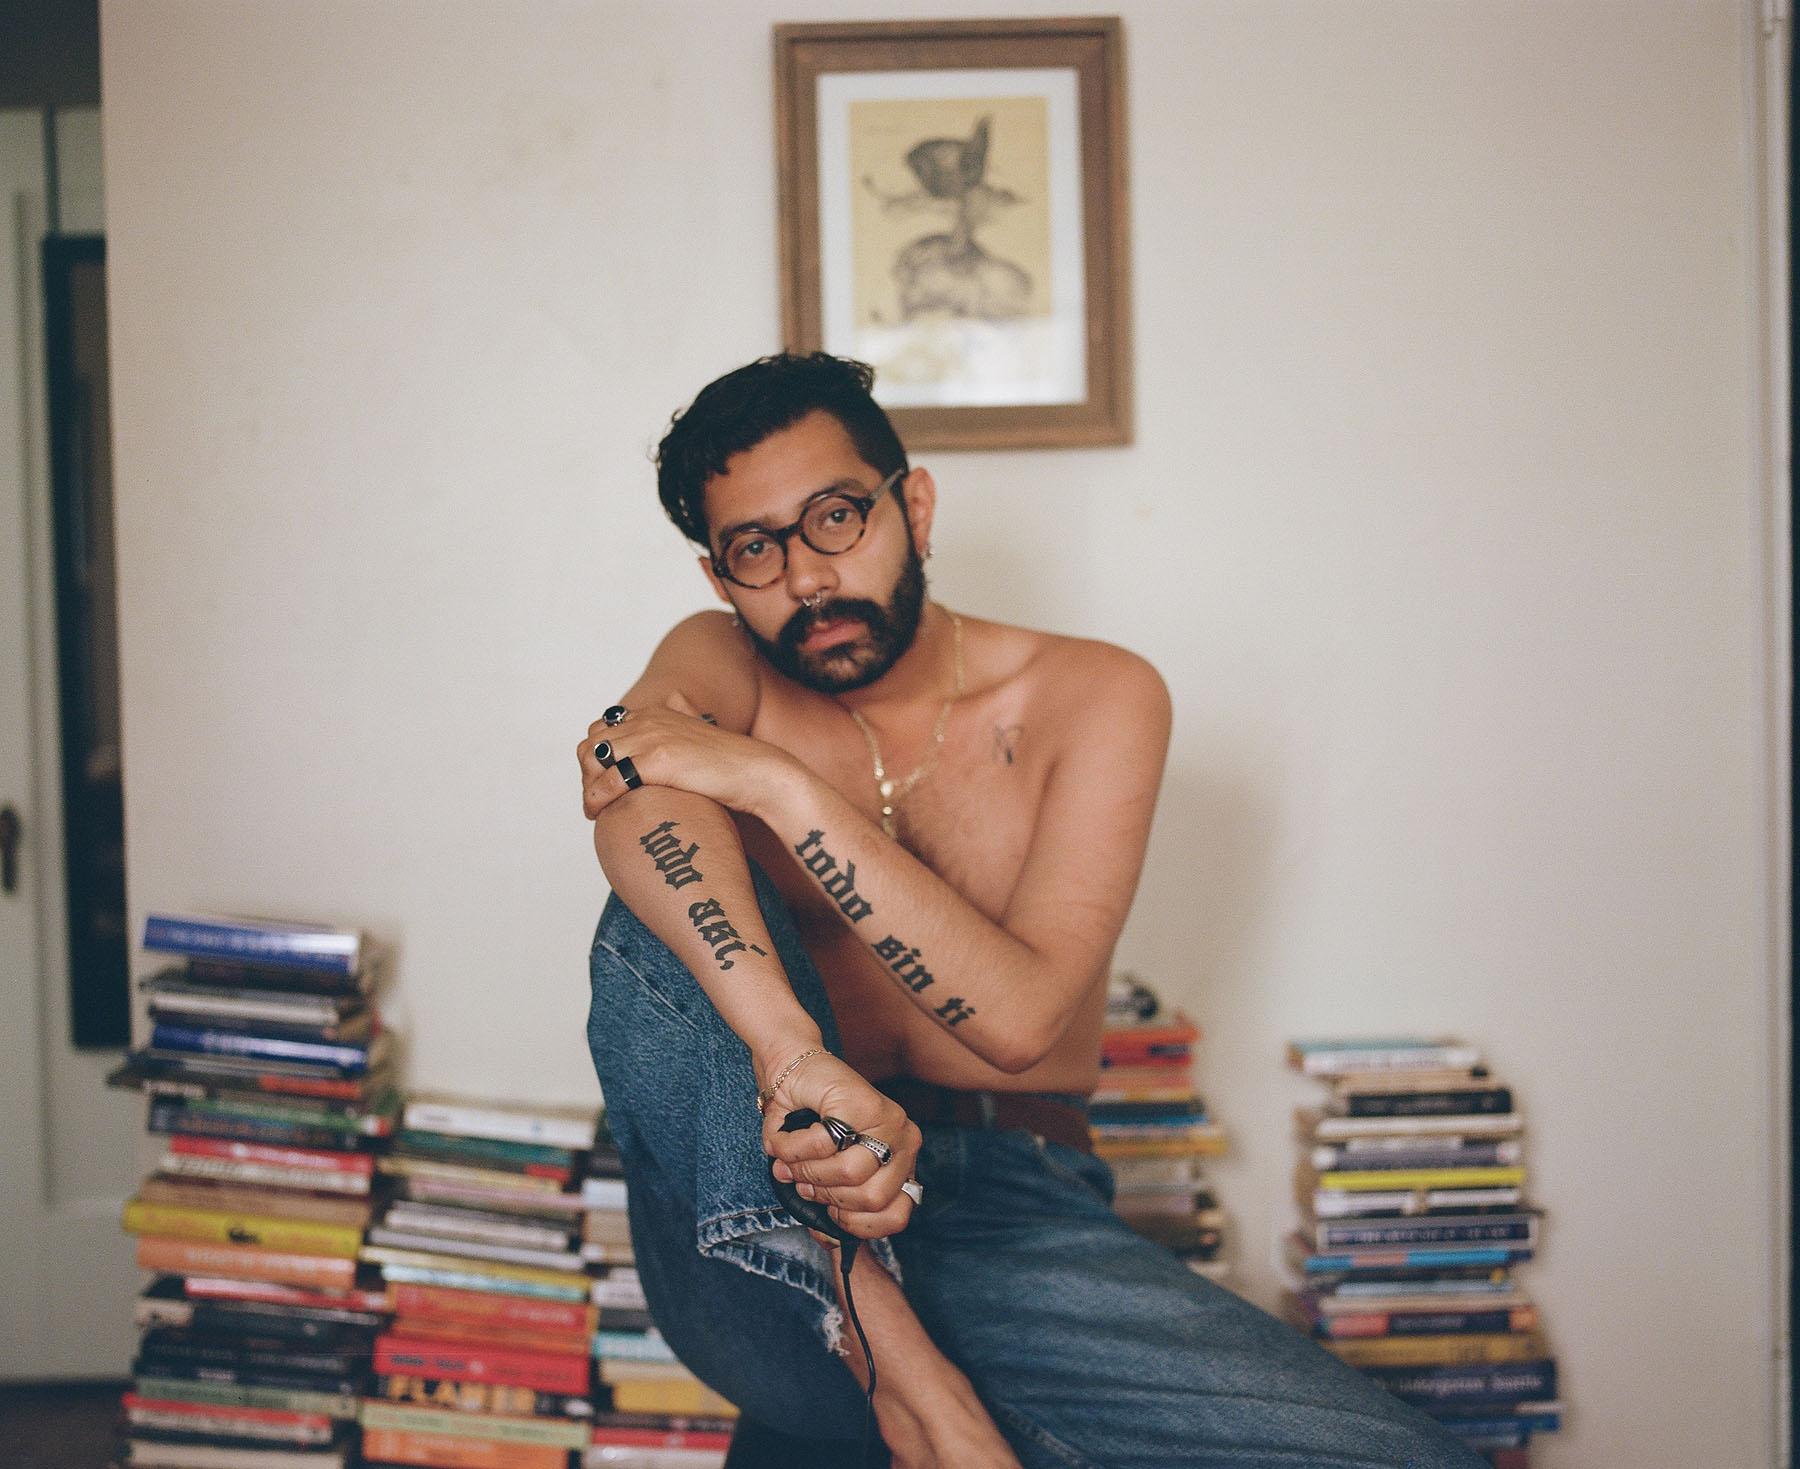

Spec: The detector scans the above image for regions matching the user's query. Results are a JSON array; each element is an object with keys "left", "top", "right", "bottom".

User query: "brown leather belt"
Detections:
[{"left": 878, "top": 1077, "right": 1093, "bottom": 1156}]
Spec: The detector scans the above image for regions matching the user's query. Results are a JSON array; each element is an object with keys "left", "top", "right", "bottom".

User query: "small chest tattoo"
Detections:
[{"left": 992, "top": 724, "right": 1022, "bottom": 766}]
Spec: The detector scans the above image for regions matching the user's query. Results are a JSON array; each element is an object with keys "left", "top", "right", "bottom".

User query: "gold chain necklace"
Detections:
[{"left": 848, "top": 611, "right": 964, "bottom": 839}]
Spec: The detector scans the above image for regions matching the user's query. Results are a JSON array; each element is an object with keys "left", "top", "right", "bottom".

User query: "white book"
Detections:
[
  {"left": 364, "top": 1225, "right": 584, "bottom": 1272},
  {"left": 1300, "top": 1107, "right": 1524, "bottom": 1141},
  {"left": 403, "top": 1093, "right": 599, "bottom": 1149}
]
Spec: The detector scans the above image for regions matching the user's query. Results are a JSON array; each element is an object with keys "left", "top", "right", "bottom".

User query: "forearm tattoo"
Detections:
[
  {"left": 793, "top": 829, "right": 873, "bottom": 922},
  {"left": 639, "top": 820, "right": 703, "bottom": 889},
  {"left": 872, "top": 933, "right": 977, "bottom": 1028},
  {"left": 687, "top": 897, "right": 769, "bottom": 971}
]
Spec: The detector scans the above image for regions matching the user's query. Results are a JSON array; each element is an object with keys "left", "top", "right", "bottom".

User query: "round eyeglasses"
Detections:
[{"left": 711, "top": 469, "right": 904, "bottom": 590}]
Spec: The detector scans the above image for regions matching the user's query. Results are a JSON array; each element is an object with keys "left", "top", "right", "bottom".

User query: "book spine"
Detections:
[
  {"left": 1315, "top": 1217, "right": 1536, "bottom": 1250},
  {"left": 359, "top": 1399, "right": 588, "bottom": 1450},
  {"left": 168, "top": 1133, "right": 372, "bottom": 1175},
  {"left": 181, "top": 1275, "right": 391, "bottom": 1313},
  {"left": 1315, "top": 1165, "right": 1523, "bottom": 1192},
  {"left": 122, "top": 1199, "right": 364, "bottom": 1258},
  {"left": 1360, "top": 1359, "right": 1557, "bottom": 1404},
  {"left": 588, "top": 1426, "right": 734, "bottom": 1452},
  {"left": 1325, "top": 1331, "right": 1549, "bottom": 1368},
  {"left": 122, "top": 1391, "right": 334, "bottom": 1442},
  {"left": 1295, "top": 1044, "right": 1480, "bottom": 1075},
  {"left": 150, "top": 1022, "right": 370, "bottom": 1072},
  {"left": 402, "top": 1101, "right": 595, "bottom": 1150},
  {"left": 374, "top": 1334, "right": 593, "bottom": 1395},
  {"left": 372, "top": 1372, "right": 593, "bottom": 1421},
  {"left": 378, "top": 1264, "right": 591, "bottom": 1304},
  {"left": 149, "top": 1099, "right": 363, "bottom": 1154},
  {"left": 1300, "top": 1244, "right": 1531, "bottom": 1272},
  {"left": 135, "top": 1234, "right": 356, "bottom": 1289},
  {"left": 185, "top": 1095, "right": 392, "bottom": 1137},
  {"left": 157, "top": 1152, "right": 371, "bottom": 1195},
  {"left": 607, "top": 1379, "right": 735, "bottom": 1416},
  {"left": 1313, "top": 1141, "right": 1518, "bottom": 1170},
  {"left": 390, "top": 1284, "right": 596, "bottom": 1334},
  {"left": 1327, "top": 1306, "right": 1540, "bottom": 1339},
  {"left": 130, "top": 1373, "right": 359, "bottom": 1419},
  {"left": 357, "top": 1426, "right": 570, "bottom": 1469},
  {"left": 1343, "top": 1089, "right": 1513, "bottom": 1118},
  {"left": 392, "top": 1317, "right": 592, "bottom": 1357},
  {"left": 142, "top": 913, "right": 359, "bottom": 974},
  {"left": 368, "top": 1227, "right": 583, "bottom": 1273},
  {"left": 130, "top": 1353, "right": 360, "bottom": 1397}
]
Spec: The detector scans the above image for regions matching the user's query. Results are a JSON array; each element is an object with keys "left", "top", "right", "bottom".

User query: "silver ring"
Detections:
[
  {"left": 852, "top": 1134, "right": 893, "bottom": 1167},
  {"left": 802, "top": 592, "right": 824, "bottom": 610},
  {"left": 900, "top": 1179, "right": 924, "bottom": 1207},
  {"left": 602, "top": 704, "right": 629, "bottom": 726}
]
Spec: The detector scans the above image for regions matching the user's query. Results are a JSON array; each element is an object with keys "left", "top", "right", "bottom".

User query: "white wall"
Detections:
[{"left": 99, "top": 2, "right": 1783, "bottom": 1464}]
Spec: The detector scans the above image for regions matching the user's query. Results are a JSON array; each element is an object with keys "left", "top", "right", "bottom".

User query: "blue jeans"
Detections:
[{"left": 586, "top": 866, "right": 1486, "bottom": 1469}]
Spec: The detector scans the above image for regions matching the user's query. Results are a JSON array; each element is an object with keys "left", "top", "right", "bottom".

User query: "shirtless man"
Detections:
[{"left": 577, "top": 354, "right": 1483, "bottom": 1469}]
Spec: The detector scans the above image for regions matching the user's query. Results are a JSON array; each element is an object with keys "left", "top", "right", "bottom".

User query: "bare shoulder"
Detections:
[
  {"left": 630, "top": 610, "right": 762, "bottom": 732},
  {"left": 965, "top": 615, "right": 1170, "bottom": 752}
]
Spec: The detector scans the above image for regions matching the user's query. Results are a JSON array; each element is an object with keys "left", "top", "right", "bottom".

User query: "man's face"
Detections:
[{"left": 700, "top": 410, "right": 926, "bottom": 695}]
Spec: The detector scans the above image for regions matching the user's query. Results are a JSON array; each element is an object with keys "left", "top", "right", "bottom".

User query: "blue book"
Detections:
[
  {"left": 144, "top": 913, "right": 363, "bottom": 976},
  {"left": 591, "top": 1329, "right": 677, "bottom": 1362},
  {"left": 1296, "top": 1241, "right": 1534, "bottom": 1273},
  {"left": 149, "top": 1022, "right": 373, "bottom": 1074}
]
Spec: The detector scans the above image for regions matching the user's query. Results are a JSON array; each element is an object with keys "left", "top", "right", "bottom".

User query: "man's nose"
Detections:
[{"left": 784, "top": 540, "right": 840, "bottom": 605}]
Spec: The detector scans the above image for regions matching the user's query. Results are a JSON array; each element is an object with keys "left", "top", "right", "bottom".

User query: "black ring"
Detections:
[
  {"left": 615, "top": 755, "right": 643, "bottom": 791},
  {"left": 602, "top": 704, "right": 629, "bottom": 727},
  {"left": 592, "top": 740, "right": 614, "bottom": 767}
]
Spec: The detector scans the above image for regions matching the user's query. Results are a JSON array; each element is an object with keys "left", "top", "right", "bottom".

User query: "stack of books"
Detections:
[
  {"left": 109, "top": 911, "right": 395, "bottom": 1469},
  {"left": 580, "top": 1124, "right": 736, "bottom": 1466},
  {"left": 1089, "top": 975, "right": 1228, "bottom": 1277},
  {"left": 357, "top": 1093, "right": 603, "bottom": 1469},
  {"left": 1284, "top": 1038, "right": 1560, "bottom": 1466}
]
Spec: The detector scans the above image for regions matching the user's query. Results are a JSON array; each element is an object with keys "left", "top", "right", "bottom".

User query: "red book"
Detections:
[
  {"left": 590, "top": 1424, "right": 734, "bottom": 1452},
  {"left": 375, "top": 1332, "right": 592, "bottom": 1396},
  {"left": 390, "top": 1315, "right": 591, "bottom": 1357},
  {"left": 123, "top": 1392, "right": 332, "bottom": 1438},
  {"left": 168, "top": 1133, "right": 373, "bottom": 1175},
  {"left": 389, "top": 1283, "right": 596, "bottom": 1334},
  {"left": 256, "top": 1071, "right": 371, "bottom": 1102}
]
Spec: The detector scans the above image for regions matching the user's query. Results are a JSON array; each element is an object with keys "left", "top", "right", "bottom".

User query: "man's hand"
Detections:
[
  {"left": 758, "top": 1047, "right": 922, "bottom": 1240},
  {"left": 578, "top": 695, "right": 802, "bottom": 824}
]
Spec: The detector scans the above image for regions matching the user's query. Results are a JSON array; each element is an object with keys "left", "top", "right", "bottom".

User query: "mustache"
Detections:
[{"left": 779, "top": 598, "right": 888, "bottom": 654}]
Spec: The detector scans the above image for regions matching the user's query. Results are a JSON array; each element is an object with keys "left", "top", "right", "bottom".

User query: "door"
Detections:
[{"left": 0, "top": 109, "right": 141, "bottom": 1378}]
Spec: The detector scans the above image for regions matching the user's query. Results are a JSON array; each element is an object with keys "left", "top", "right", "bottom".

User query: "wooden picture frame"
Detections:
[{"left": 774, "top": 17, "right": 1132, "bottom": 450}]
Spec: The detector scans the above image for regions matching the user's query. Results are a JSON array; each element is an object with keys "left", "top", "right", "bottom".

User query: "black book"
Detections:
[
  {"left": 1339, "top": 1087, "right": 1514, "bottom": 1118},
  {"left": 130, "top": 1354, "right": 365, "bottom": 1399},
  {"left": 138, "top": 1326, "right": 368, "bottom": 1382}
]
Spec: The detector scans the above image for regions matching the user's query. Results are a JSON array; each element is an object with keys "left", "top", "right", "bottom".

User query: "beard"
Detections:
[{"left": 745, "top": 544, "right": 927, "bottom": 695}]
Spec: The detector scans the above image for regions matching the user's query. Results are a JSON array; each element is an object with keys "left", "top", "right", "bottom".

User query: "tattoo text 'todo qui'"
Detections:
[{"left": 639, "top": 820, "right": 703, "bottom": 890}]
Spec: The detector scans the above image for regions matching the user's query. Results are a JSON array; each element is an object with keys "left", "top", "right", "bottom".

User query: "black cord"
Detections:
[{"left": 836, "top": 1240, "right": 880, "bottom": 1468}]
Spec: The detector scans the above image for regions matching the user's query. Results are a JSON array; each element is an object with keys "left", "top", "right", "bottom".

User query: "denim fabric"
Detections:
[{"left": 587, "top": 869, "right": 1488, "bottom": 1469}]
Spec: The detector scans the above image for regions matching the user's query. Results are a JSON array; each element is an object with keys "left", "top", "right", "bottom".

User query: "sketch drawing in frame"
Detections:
[{"left": 775, "top": 18, "right": 1132, "bottom": 450}]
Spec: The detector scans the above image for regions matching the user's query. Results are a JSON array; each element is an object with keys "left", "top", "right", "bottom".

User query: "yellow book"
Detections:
[
  {"left": 1325, "top": 1330, "right": 1548, "bottom": 1369},
  {"left": 608, "top": 1378, "right": 738, "bottom": 1417},
  {"left": 358, "top": 1244, "right": 589, "bottom": 1293},
  {"left": 1316, "top": 1166, "right": 1524, "bottom": 1192},
  {"left": 121, "top": 1198, "right": 362, "bottom": 1259}
]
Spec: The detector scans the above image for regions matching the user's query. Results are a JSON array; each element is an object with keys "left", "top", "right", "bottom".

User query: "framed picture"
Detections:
[{"left": 774, "top": 17, "right": 1131, "bottom": 450}]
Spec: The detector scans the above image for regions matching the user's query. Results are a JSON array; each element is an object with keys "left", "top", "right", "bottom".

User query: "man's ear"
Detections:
[
  {"left": 899, "top": 466, "right": 937, "bottom": 556},
  {"left": 698, "top": 553, "right": 735, "bottom": 608}
]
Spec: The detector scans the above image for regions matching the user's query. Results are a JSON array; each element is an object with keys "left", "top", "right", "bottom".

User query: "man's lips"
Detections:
[{"left": 800, "top": 616, "right": 866, "bottom": 652}]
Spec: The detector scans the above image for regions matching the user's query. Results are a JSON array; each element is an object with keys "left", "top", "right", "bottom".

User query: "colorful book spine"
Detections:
[
  {"left": 142, "top": 912, "right": 361, "bottom": 974},
  {"left": 121, "top": 1199, "right": 363, "bottom": 1259},
  {"left": 358, "top": 1399, "right": 588, "bottom": 1450},
  {"left": 135, "top": 1235, "right": 356, "bottom": 1290},
  {"left": 357, "top": 1426, "right": 568, "bottom": 1469},
  {"left": 149, "top": 1021, "right": 373, "bottom": 1073},
  {"left": 374, "top": 1333, "right": 591, "bottom": 1394}
]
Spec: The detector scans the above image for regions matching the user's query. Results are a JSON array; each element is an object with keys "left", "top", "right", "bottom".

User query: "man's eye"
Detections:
[
  {"left": 821, "top": 507, "right": 850, "bottom": 526},
  {"left": 737, "top": 538, "right": 771, "bottom": 559}
]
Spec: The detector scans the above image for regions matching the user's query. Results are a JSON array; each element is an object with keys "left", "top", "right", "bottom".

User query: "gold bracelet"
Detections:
[{"left": 756, "top": 1047, "right": 825, "bottom": 1114}]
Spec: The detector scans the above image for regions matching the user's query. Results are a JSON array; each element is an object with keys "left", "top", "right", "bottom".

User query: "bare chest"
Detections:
[{"left": 754, "top": 694, "right": 1044, "bottom": 918}]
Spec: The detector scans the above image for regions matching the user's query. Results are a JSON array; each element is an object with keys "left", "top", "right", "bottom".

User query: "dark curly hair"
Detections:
[{"left": 655, "top": 352, "right": 908, "bottom": 548}]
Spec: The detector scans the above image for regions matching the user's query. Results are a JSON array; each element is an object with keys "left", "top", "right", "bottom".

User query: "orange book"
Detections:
[
  {"left": 136, "top": 1234, "right": 355, "bottom": 1290},
  {"left": 389, "top": 1282, "right": 596, "bottom": 1335},
  {"left": 391, "top": 1315, "right": 591, "bottom": 1357},
  {"left": 358, "top": 1427, "right": 567, "bottom": 1469}
]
